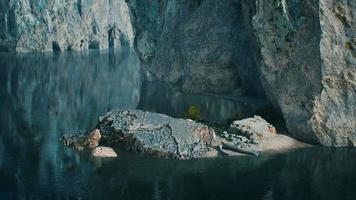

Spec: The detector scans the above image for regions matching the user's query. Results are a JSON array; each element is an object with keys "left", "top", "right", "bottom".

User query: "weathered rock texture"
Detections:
[
  {"left": 97, "top": 110, "right": 216, "bottom": 159},
  {"left": 129, "top": 0, "right": 355, "bottom": 146},
  {"left": 0, "top": 0, "right": 133, "bottom": 52},
  {"left": 127, "top": 0, "right": 264, "bottom": 95},
  {"left": 61, "top": 129, "right": 101, "bottom": 151},
  {"left": 253, "top": 0, "right": 356, "bottom": 146},
  {"left": 91, "top": 146, "right": 117, "bottom": 158},
  {"left": 229, "top": 115, "right": 277, "bottom": 141}
]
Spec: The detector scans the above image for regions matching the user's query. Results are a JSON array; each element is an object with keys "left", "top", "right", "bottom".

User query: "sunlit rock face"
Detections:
[
  {"left": 253, "top": 0, "right": 356, "bottom": 146},
  {"left": 0, "top": 0, "right": 133, "bottom": 52},
  {"left": 127, "top": 0, "right": 265, "bottom": 96}
]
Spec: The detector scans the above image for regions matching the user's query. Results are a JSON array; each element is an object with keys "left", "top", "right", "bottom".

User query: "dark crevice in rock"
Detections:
[
  {"left": 88, "top": 41, "right": 100, "bottom": 49},
  {"left": 6, "top": 8, "right": 17, "bottom": 37},
  {"left": 80, "top": 39, "right": 85, "bottom": 47},
  {"left": 77, "top": 0, "right": 83, "bottom": 17},
  {"left": 108, "top": 27, "right": 115, "bottom": 48},
  {"left": 92, "top": 20, "right": 99, "bottom": 35},
  {"left": 52, "top": 41, "right": 61, "bottom": 51}
]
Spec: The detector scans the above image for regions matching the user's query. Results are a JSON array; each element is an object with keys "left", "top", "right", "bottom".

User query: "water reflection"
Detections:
[
  {"left": 0, "top": 48, "right": 141, "bottom": 199},
  {"left": 0, "top": 50, "right": 355, "bottom": 200},
  {"left": 138, "top": 81, "right": 269, "bottom": 123}
]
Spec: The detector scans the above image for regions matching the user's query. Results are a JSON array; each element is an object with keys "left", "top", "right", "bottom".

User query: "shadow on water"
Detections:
[{"left": 0, "top": 49, "right": 355, "bottom": 200}]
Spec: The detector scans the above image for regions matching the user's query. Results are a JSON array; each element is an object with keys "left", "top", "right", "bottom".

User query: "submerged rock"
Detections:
[
  {"left": 96, "top": 110, "right": 216, "bottom": 159},
  {"left": 91, "top": 147, "right": 117, "bottom": 158},
  {"left": 229, "top": 116, "right": 276, "bottom": 141}
]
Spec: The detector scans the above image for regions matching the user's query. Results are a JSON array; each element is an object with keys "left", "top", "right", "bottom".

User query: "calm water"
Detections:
[{"left": 0, "top": 49, "right": 356, "bottom": 200}]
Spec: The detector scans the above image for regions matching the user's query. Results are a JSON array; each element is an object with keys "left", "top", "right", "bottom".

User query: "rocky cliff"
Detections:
[
  {"left": 0, "top": 0, "right": 133, "bottom": 52},
  {"left": 127, "top": 0, "right": 264, "bottom": 95},
  {"left": 253, "top": 0, "right": 355, "bottom": 146},
  {"left": 128, "top": 0, "right": 355, "bottom": 145}
]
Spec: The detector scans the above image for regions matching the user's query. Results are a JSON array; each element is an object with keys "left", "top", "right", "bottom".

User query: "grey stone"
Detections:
[
  {"left": 253, "top": 0, "right": 356, "bottom": 146},
  {"left": 127, "top": 0, "right": 264, "bottom": 95},
  {"left": 229, "top": 116, "right": 277, "bottom": 141},
  {"left": 97, "top": 109, "right": 216, "bottom": 159},
  {"left": 91, "top": 146, "right": 117, "bottom": 158},
  {"left": 0, "top": 0, "right": 133, "bottom": 52},
  {"left": 61, "top": 129, "right": 101, "bottom": 151}
]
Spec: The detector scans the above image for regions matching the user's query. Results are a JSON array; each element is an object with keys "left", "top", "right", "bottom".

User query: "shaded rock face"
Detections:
[
  {"left": 0, "top": 0, "right": 133, "bottom": 52},
  {"left": 253, "top": 0, "right": 356, "bottom": 146},
  {"left": 97, "top": 110, "right": 216, "bottom": 159},
  {"left": 127, "top": 0, "right": 265, "bottom": 95}
]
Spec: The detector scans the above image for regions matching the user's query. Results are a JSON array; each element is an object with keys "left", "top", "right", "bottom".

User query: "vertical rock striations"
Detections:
[
  {"left": 0, "top": 0, "right": 133, "bottom": 52},
  {"left": 253, "top": 0, "right": 356, "bottom": 146},
  {"left": 127, "top": 0, "right": 265, "bottom": 95}
]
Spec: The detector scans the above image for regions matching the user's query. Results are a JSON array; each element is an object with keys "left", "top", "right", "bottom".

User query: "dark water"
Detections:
[{"left": 0, "top": 49, "right": 356, "bottom": 200}]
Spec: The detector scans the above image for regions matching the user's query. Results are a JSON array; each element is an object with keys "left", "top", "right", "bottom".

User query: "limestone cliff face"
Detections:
[
  {"left": 253, "top": 0, "right": 355, "bottom": 146},
  {"left": 0, "top": 0, "right": 133, "bottom": 52},
  {"left": 127, "top": 0, "right": 265, "bottom": 95}
]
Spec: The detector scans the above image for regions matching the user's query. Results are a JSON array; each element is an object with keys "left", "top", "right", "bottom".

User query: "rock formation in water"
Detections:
[
  {"left": 129, "top": 0, "right": 355, "bottom": 146},
  {"left": 0, "top": 0, "right": 133, "bottom": 52},
  {"left": 61, "top": 110, "right": 308, "bottom": 159},
  {"left": 63, "top": 109, "right": 217, "bottom": 159},
  {"left": 1, "top": 0, "right": 355, "bottom": 146}
]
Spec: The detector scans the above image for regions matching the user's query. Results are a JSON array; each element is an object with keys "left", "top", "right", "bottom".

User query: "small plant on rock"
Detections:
[{"left": 184, "top": 105, "right": 201, "bottom": 121}]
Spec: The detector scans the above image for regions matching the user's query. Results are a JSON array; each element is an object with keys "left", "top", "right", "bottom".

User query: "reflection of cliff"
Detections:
[
  {"left": 0, "top": 48, "right": 141, "bottom": 198},
  {"left": 272, "top": 148, "right": 356, "bottom": 200},
  {"left": 138, "top": 81, "right": 270, "bottom": 123},
  {"left": 0, "top": 48, "right": 141, "bottom": 132}
]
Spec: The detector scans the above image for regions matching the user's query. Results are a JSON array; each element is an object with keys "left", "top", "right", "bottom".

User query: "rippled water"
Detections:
[{"left": 0, "top": 49, "right": 355, "bottom": 200}]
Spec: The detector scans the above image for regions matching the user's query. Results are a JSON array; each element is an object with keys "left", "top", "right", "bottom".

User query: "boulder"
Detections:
[
  {"left": 97, "top": 110, "right": 216, "bottom": 159},
  {"left": 61, "top": 129, "right": 101, "bottom": 151},
  {"left": 229, "top": 116, "right": 276, "bottom": 140},
  {"left": 91, "top": 147, "right": 117, "bottom": 158}
]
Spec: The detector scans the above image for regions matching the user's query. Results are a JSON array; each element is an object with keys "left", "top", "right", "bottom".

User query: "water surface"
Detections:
[{"left": 0, "top": 49, "right": 355, "bottom": 200}]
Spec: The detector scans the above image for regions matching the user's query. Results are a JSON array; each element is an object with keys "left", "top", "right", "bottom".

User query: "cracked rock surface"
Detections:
[
  {"left": 229, "top": 115, "right": 277, "bottom": 141},
  {"left": 253, "top": 0, "right": 356, "bottom": 146},
  {"left": 96, "top": 110, "right": 216, "bottom": 159}
]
